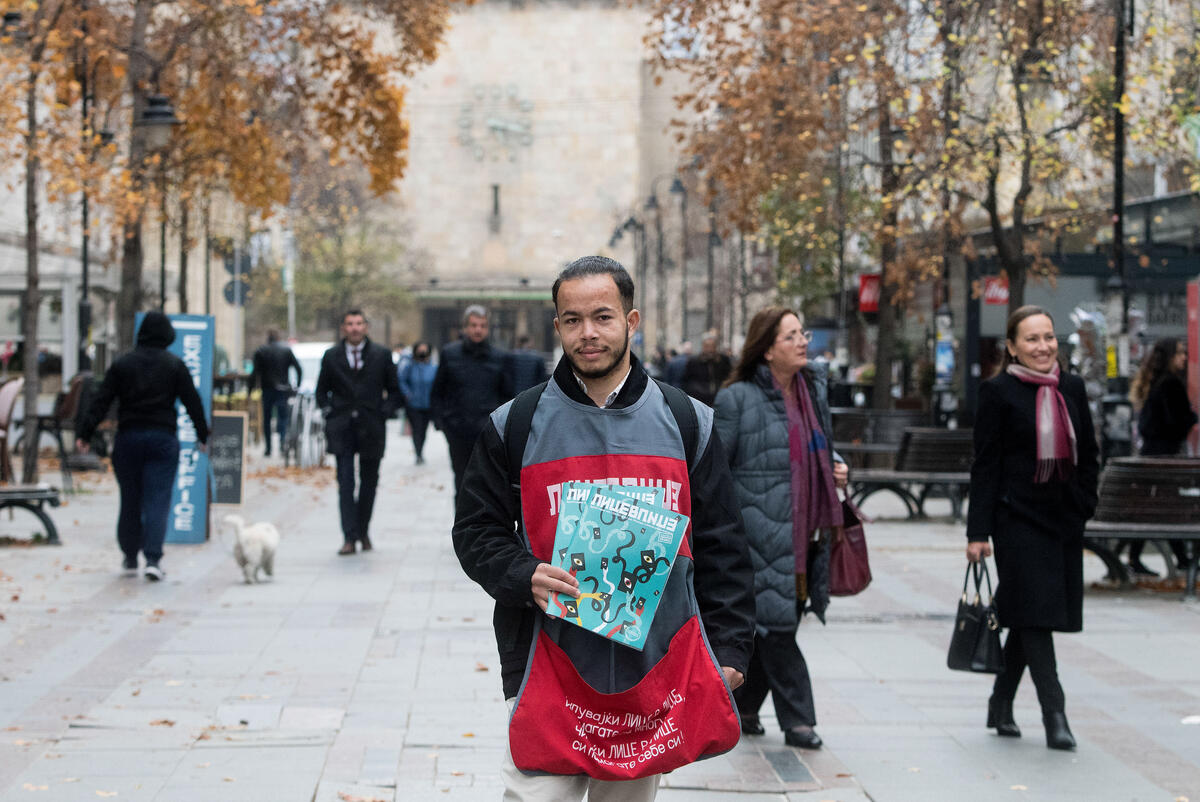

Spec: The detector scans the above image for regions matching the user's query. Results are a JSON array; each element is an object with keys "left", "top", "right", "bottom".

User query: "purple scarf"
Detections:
[
  {"left": 1006, "top": 362, "right": 1077, "bottom": 482},
  {"left": 779, "top": 372, "right": 843, "bottom": 576}
]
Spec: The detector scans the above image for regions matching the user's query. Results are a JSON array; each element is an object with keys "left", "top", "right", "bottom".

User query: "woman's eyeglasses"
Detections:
[{"left": 777, "top": 330, "right": 813, "bottom": 344}]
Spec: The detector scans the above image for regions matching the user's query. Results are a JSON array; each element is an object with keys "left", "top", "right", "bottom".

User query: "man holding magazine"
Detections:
[{"left": 452, "top": 255, "right": 754, "bottom": 800}]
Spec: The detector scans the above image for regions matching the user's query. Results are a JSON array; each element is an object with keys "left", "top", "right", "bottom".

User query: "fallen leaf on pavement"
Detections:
[
  {"left": 165, "top": 681, "right": 183, "bottom": 686},
  {"left": 149, "top": 719, "right": 175, "bottom": 727},
  {"left": 130, "top": 690, "right": 140, "bottom": 697},
  {"left": 337, "top": 792, "right": 388, "bottom": 802},
  {"left": 21, "top": 783, "right": 47, "bottom": 791},
  {"left": 223, "top": 777, "right": 235, "bottom": 782},
  {"left": 95, "top": 792, "right": 117, "bottom": 798},
  {"left": 10, "top": 594, "right": 18, "bottom": 602},
  {"left": 64, "top": 777, "right": 80, "bottom": 782},
  {"left": 3, "top": 726, "right": 18, "bottom": 731},
  {"left": 474, "top": 662, "right": 488, "bottom": 672},
  {"left": 1011, "top": 786, "right": 1028, "bottom": 791},
  {"left": 907, "top": 767, "right": 920, "bottom": 773},
  {"left": 451, "top": 771, "right": 464, "bottom": 776},
  {"left": 462, "top": 732, "right": 475, "bottom": 738}
]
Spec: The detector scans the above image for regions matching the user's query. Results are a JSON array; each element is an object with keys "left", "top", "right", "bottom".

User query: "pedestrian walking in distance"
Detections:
[
  {"left": 1124, "top": 337, "right": 1197, "bottom": 574},
  {"left": 251, "top": 329, "right": 302, "bottom": 457},
  {"left": 315, "top": 309, "right": 402, "bottom": 556},
  {"left": 683, "top": 331, "right": 733, "bottom": 406},
  {"left": 430, "top": 304, "right": 511, "bottom": 501},
  {"left": 453, "top": 256, "right": 754, "bottom": 799},
  {"left": 505, "top": 333, "right": 549, "bottom": 393},
  {"left": 713, "top": 307, "right": 848, "bottom": 750},
  {"left": 967, "top": 305, "right": 1099, "bottom": 750},
  {"left": 398, "top": 342, "right": 437, "bottom": 465},
  {"left": 76, "top": 311, "right": 209, "bottom": 581}
]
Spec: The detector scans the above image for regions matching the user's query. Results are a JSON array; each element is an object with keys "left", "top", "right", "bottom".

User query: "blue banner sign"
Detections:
[{"left": 135, "top": 313, "right": 215, "bottom": 544}]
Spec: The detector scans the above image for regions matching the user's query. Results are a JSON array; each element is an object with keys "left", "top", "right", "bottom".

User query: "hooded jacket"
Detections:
[{"left": 78, "top": 312, "right": 209, "bottom": 444}]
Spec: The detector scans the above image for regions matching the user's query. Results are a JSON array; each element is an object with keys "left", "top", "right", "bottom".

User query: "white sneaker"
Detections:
[{"left": 144, "top": 564, "right": 164, "bottom": 582}]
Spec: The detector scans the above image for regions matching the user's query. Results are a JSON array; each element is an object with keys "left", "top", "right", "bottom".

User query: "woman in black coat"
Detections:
[{"left": 966, "top": 305, "right": 1099, "bottom": 751}]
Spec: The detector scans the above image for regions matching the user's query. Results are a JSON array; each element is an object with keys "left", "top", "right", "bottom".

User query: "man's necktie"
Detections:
[{"left": 353, "top": 348, "right": 361, "bottom": 370}]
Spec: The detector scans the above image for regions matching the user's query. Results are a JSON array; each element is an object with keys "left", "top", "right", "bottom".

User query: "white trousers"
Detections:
[{"left": 500, "top": 700, "right": 660, "bottom": 802}]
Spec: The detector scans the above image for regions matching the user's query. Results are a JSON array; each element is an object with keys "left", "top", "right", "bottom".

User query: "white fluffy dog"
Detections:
[{"left": 222, "top": 514, "right": 279, "bottom": 584}]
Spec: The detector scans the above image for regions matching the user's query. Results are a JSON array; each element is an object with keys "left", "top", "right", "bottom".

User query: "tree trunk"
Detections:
[
  {"left": 872, "top": 103, "right": 899, "bottom": 411},
  {"left": 21, "top": 78, "right": 41, "bottom": 484},
  {"left": 117, "top": 0, "right": 154, "bottom": 351}
]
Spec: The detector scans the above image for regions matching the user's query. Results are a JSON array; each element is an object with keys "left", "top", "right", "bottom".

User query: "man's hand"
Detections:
[
  {"left": 75, "top": 438, "right": 89, "bottom": 455},
  {"left": 721, "top": 666, "right": 744, "bottom": 690},
  {"left": 531, "top": 563, "right": 579, "bottom": 612},
  {"left": 966, "top": 541, "right": 991, "bottom": 562},
  {"left": 833, "top": 461, "right": 849, "bottom": 490}
]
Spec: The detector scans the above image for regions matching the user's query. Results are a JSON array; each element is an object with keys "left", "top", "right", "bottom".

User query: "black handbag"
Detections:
[{"left": 947, "top": 561, "right": 1005, "bottom": 674}]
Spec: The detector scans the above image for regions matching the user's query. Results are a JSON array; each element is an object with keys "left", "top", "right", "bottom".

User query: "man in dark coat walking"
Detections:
[
  {"left": 251, "top": 330, "right": 302, "bottom": 456},
  {"left": 682, "top": 332, "right": 733, "bottom": 406},
  {"left": 430, "top": 305, "right": 512, "bottom": 500},
  {"left": 316, "top": 309, "right": 403, "bottom": 555},
  {"left": 505, "top": 334, "right": 548, "bottom": 393}
]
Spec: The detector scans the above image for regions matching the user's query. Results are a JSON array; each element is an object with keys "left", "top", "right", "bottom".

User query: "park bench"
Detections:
[
  {"left": 846, "top": 427, "right": 974, "bottom": 521},
  {"left": 831, "top": 407, "right": 927, "bottom": 469},
  {"left": 1083, "top": 456, "right": 1200, "bottom": 599},
  {"left": 0, "top": 483, "right": 62, "bottom": 544}
]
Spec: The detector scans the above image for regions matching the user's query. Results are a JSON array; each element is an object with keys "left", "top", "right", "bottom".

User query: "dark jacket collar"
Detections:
[
  {"left": 462, "top": 337, "right": 491, "bottom": 357},
  {"left": 552, "top": 352, "right": 648, "bottom": 409}
]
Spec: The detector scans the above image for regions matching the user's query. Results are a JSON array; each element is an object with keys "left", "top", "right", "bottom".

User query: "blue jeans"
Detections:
[
  {"left": 111, "top": 429, "right": 180, "bottom": 565},
  {"left": 262, "top": 389, "right": 290, "bottom": 452}
]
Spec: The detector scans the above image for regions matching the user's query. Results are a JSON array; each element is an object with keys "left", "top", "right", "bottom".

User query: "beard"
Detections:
[{"left": 568, "top": 328, "right": 630, "bottom": 381}]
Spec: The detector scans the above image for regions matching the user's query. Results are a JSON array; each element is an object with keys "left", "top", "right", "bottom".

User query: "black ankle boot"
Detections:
[
  {"left": 1043, "top": 711, "right": 1076, "bottom": 750},
  {"left": 987, "top": 697, "right": 1021, "bottom": 737}
]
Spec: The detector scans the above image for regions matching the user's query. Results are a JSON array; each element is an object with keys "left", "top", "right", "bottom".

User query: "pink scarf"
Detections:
[{"left": 1006, "top": 362, "right": 1077, "bottom": 482}]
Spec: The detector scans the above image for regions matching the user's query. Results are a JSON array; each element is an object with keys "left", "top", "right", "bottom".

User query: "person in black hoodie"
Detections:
[
  {"left": 430, "top": 305, "right": 512, "bottom": 500},
  {"left": 76, "top": 312, "right": 209, "bottom": 581}
]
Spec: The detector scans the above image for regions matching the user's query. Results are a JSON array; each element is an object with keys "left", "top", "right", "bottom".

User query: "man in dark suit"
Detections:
[
  {"left": 251, "top": 330, "right": 302, "bottom": 456},
  {"left": 316, "top": 309, "right": 403, "bottom": 555},
  {"left": 430, "top": 305, "right": 512, "bottom": 501}
]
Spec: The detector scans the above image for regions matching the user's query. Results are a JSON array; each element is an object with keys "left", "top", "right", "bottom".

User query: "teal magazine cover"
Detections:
[{"left": 547, "top": 483, "right": 689, "bottom": 650}]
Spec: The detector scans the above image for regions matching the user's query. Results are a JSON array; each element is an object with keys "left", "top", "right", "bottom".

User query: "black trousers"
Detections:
[
  {"left": 991, "top": 627, "right": 1066, "bottom": 714},
  {"left": 446, "top": 432, "right": 477, "bottom": 501},
  {"left": 333, "top": 426, "right": 382, "bottom": 544},
  {"left": 407, "top": 408, "right": 431, "bottom": 459},
  {"left": 733, "top": 628, "right": 816, "bottom": 730}
]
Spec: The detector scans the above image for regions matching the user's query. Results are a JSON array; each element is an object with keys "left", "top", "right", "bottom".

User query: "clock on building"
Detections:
[{"left": 457, "top": 83, "right": 534, "bottom": 162}]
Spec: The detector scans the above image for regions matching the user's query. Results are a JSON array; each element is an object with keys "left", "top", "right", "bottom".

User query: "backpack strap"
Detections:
[
  {"left": 654, "top": 379, "right": 699, "bottom": 469},
  {"left": 504, "top": 381, "right": 548, "bottom": 483}
]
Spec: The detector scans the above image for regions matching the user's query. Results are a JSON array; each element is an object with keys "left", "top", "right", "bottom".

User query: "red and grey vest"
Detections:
[{"left": 493, "top": 378, "right": 741, "bottom": 780}]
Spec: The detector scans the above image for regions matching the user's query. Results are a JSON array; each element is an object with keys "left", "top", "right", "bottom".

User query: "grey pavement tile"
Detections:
[
  {"left": 313, "top": 780, "right": 396, "bottom": 802},
  {"left": 279, "top": 705, "right": 345, "bottom": 731},
  {"left": 215, "top": 701, "right": 282, "bottom": 729},
  {"left": 0, "top": 775, "right": 167, "bottom": 801}
]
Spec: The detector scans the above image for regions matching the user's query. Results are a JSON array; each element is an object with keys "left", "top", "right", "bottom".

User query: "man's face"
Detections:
[
  {"left": 342, "top": 314, "right": 367, "bottom": 346},
  {"left": 701, "top": 338, "right": 717, "bottom": 357},
  {"left": 554, "top": 275, "right": 639, "bottom": 381},
  {"left": 464, "top": 314, "right": 489, "bottom": 344}
]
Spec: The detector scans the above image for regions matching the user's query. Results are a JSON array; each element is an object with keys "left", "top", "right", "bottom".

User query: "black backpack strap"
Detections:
[
  {"left": 503, "top": 381, "right": 548, "bottom": 483},
  {"left": 654, "top": 379, "right": 699, "bottom": 469}
]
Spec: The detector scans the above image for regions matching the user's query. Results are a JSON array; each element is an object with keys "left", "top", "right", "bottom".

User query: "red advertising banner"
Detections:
[
  {"left": 858, "top": 274, "right": 880, "bottom": 313},
  {"left": 983, "top": 276, "right": 1010, "bottom": 306}
]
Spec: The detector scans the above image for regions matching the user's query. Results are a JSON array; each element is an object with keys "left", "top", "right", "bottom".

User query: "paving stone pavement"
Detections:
[{"left": 1, "top": 424, "right": 1198, "bottom": 801}]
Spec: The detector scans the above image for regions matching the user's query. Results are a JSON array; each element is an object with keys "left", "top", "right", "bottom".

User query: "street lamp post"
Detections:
[
  {"left": 134, "top": 93, "right": 180, "bottom": 311},
  {"left": 672, "top": 178, "right": 688, "bottom": 341},
  {"left": 645, "top": 194, "right": 665, "bottom": 350},
  {"left": 706, "top": 201, "right": 718, "bottom": 332}
]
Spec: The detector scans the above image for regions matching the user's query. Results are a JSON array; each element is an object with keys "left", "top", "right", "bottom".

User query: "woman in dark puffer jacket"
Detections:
[{"left": 713, "top": 306, "right": 847, "bottom": 750}]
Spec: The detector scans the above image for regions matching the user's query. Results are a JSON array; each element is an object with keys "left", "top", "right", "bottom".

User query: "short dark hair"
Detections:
[
  {"left": 552, "top": 255, "right": 635, "bottom": 313},
  {"left": 267, "top": 329, "right": 279, "bottom": 342},
  {"left": 343, "top": 308, "right": 366, "bottom": 322}
]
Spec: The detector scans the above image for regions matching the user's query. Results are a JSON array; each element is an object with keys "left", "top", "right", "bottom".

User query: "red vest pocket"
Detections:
[{"left": 509, "top": 616, "right": 740, "bottom": 780}]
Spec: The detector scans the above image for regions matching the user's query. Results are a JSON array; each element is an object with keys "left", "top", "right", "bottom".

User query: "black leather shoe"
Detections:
[
  {"left": 987, "top": 697, "right": 1021, "bottom": 737},
  {"left": 784, "top": 726, "right": 822, "bottom": 749},
  {"left": 739, "top": 715, "right": 765, "bottom": 736},
  {"left": 1128, "top": 560, "right": 1159, "bottom": 577},
  {"left": 337, "top": 542, "right": 356, "bottom": 556},
  {"left": 360, "top": 535, "right": 373, "bottom": 552},
  {"left": 1043, "top": 711, "right": 1076, "bottom": 750}
]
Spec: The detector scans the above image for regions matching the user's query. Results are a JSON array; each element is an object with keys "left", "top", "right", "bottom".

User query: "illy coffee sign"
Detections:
[
  {"left": 858, "top": 274, "right": 881, "bottom": 313},
  {"left": 983, "top": 276, "right": 1009, "bottom": 306}
]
